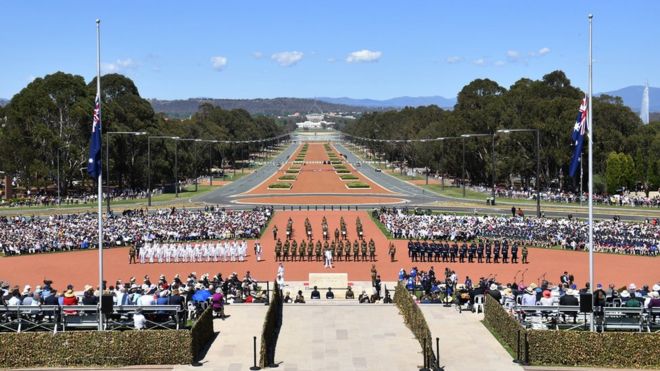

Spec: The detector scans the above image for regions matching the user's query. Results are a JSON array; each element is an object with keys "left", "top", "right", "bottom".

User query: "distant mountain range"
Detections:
[
  {"left": 0, "top": 98, "right": 8, "bottom": 107},
  {"left": 317, "top": 96, "right": 456, "bottom": 109},
  {"left": 148, "top": 98, "right": 384, "bottom": 118},
  {"left": 599, "top": 85, "right": 660, "bottom": 112}
]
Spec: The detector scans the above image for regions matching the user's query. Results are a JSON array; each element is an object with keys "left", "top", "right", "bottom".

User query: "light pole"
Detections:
[
  {"left": 461, "top": 133, "right": 495, "bottom": 200},
  {"left": 105, "top": 131, "right": 146, "bottom": 213},
  {"left": 148, "top": 136, "right": 179, "bottom": 206},
  {"left": 497, "top": 128, "right": 541, "bottom": 217}
]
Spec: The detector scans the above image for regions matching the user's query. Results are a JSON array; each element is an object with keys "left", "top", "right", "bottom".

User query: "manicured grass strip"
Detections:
[
  {"left": 346, "top": 181, "right": 370, "bottom": 188},
  {"left": 335, "top": 169, "right": 351, "bottom": 174},
  {"left": 339, "top": 174, "right": 359, "bottom": 180},
  {"left": 333, "top": 164, "right": 347, "bottom": 170},
  {"left": 285, "top": 169, "right": 300, "bottom": 174},
  {"left": 278, "top": 175, "right": 297, "bottom": 181},
  {"left": 268, "top": 182, "right": 292, "bottom": 189}
]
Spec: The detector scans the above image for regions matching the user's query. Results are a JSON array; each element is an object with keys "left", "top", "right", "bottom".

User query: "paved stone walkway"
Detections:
[
  {"left": 420, "top": 305, "right": 523, "bottom": 371},
  {"left": 274, "top": 303, "right": 420, "bottom": 371},
  {"left": 176, "top": 304, "right": 269, "bottom": 371}
]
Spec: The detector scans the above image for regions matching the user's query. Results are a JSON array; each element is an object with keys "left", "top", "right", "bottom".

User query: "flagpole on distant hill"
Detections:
[
  {"left": 587, "top": 13, "right": 595, "bottom": 332},
  {"left": 95, "top": 18, "right": 104, "bottom": 331}
]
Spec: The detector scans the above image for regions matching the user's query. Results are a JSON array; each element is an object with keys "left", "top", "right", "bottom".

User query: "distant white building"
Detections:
[{"left": 296, "top": 113, "right": 335, "bottom": 129}]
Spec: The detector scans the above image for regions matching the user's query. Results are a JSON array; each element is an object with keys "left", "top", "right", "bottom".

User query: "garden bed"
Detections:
[
  {"left": 268, "top": 182, "right": 293, "bottom": 189},
  {"left": 278, "top": 175, "right": 297, "bottom": 181},
  {"left": 339, "top": 174, "right": 359, "bottom": 180},
  {"left": 346, "top": 181, "right": 370, "bottom": 189}
]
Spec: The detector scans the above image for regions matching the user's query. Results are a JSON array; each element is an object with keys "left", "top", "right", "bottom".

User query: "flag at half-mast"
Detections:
[
  {"left": 86, "top": 93, "right": 102, "bottom": 178},
  {"left": 569, "top": 96, "right": 588, "bottom": 177}
]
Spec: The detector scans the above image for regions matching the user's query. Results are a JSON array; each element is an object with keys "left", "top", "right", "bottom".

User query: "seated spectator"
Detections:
[
  {"left": 622, "top": 290, "right": 642, "bottom": 307},
  {"left": 647, "top": 291, "right": 660, "bottom": 309},
  {"left": 326, "top": 288, "right": 334, "bottom": 299},
  {"left": 283, "top": 291, "right": 293, "bottom": 303},
  {"left": 345, "top": 286, "right": 355, "bottom": 299},
  {"left": 559, "top": 289, "right": 579, "bottom": 323},
  {"left": 169, "top": 289, "right": 185, "bottom": 309},
  {"left": 383, "top": 289, "right": 393, "bottom": 304},
  {"left": 7, "top": 288, "right": 21, "bottom": 306},
  {"left": 522, "top": 286, "right": 537, "bottom": 306},
  {"left": 310, "top": 286, "right": 321, "bottom": 300},
  {"left": 359, "top": 290, "right": 370, "bottom": 303},
  {"left": 294, "top": 290, "right": 305, "bottom": 303},
  {"left": 502, "top": 288, "right": 515, "bottom": 308},
  {"left": 62, "top": 288, "right": 79, "bottom": 315},
  {"left": 539, "top": 290, "right": 554, "bottom": 306},
  {"left": 82, "top": 285, "right": 99, "bottom": 306},
  {"left": 133, "top": 308, "right": 146, "bottom": 330}
]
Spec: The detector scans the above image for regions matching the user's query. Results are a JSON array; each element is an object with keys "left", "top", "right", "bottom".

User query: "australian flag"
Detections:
[
  {"left": 87, "top": 93, "right": 102, "bottom": 178},
  {"left": 569, "top": 96, "right": 588, "bottom": 177}
]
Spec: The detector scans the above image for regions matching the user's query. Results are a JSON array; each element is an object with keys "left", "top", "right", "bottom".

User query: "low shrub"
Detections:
[
  {"left": 393, "top": 281, "right": 436, "bottom": 367},
  {"left": 333, "top": 165, "right": 347, "bottom": 170},
  {"left": 346, "top": 181, "right": 370, "bottom": 188},
  {"left": 268, "top": 182, "right": 292, "bottom": 189},
  {"left": 278, "top": 175, "right": 297, "bottom": 181},
  {"left": 285, "top": 169, "right": 300, "bottom": 174},
  {"left": 339, "top": 174, "right": 359, "bottom": 180},
  {"left": 330, "top": 160, "right": 343, "bottom": 164},
  {"left": 335, "top": 169, "right": 351, "bottom": 174}
]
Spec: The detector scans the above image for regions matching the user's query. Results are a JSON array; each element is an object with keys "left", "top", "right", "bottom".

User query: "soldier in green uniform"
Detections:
[
  {"left": 344, "top": 240, "right": 351, "bottom": 261},
  {"left": 330, "top": 240, "right": 337, "bottom": 261},
  {"left": 334, "top": 228, "right": 340, "bottom": 241},
  {"left": 368, "top": 238, "right": 376, "bottom": 261},
  {"left": 522, "top": 245, "right": 528, "bottom": 264},
  {"left": 336, "top": 240, "right": 343, "bottom": 261},
  {"left": 129, "top": 245, "right": 137, "bottom": 264},
  {"left": 388, "top": 242, "right": 396, "bottom": 262},
  {"left": 353, "top": 239, "right": 359, "bottom": 261},
  {"left": 299, "top": 240, "right": 307, "bottom": 261},
  {"left": 283, "top": 239, "right": 290, "bottom": 261},
  {"left": 291, "top": 240, "right": 298, "bottom": 262},
  {"left": 273, "top": 225, "right": 278, "bottom": 240},
  {"left": 315, "top": 240, "right": 322, "bottom": 261},
  {"left": 275, "top": 238, "right": 282, "bottom": 261},
  {"left": 308, "top": 240, "right": 314, "bottom": 261},
  {"left": 361, "top": 239, "right": 368, "bottom": 261}
]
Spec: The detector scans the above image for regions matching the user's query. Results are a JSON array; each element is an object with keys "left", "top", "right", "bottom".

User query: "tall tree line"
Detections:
[
  {"left": 343, "top": 71, "right": 660, "bottom": 194},
  {"left": 0, "top": 72, "right": 291, "bottom": 195}
]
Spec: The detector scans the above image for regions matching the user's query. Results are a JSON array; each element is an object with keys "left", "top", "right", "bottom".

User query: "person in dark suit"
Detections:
[
  {"left": 559, "top": 289, "right": 579, "bottom": 323},
  {"left": 310, "top": 286, "right": 321, "bottom": 299},
  {"left": 325, "top": 288, "right": 334, "bottom": 299}
]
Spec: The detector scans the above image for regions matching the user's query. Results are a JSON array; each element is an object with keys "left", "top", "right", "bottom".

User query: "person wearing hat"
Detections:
[
  {"left": 487, "top": 283, "right": 502, "bottom": 303},
  {"left": 623, "top": 290, "right": 642, "bottom": 308},
  {"left": 345, "top": 286, "right": 355, "bottom": 300},
  {"left": 559, "top": 289, "right": 579, "bottom": 323},
  {"left": 62, "top": 288, "right": 79, "bottom": 315},
  {"left": 82, "top": 285, "right": 99, "bottom": 306},
  {"left": 522, "top": 286, "right": 537, "bottom": 306},
  {"left": 539, "top": 290, "right": 553, "bottom": 306}
]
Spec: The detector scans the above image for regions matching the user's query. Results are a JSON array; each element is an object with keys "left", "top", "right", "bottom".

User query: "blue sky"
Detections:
[{"left": 1, "top": 1, "right": 658, "bottom": 100}]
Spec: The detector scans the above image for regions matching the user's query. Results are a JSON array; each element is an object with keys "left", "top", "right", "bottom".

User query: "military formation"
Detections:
[
  {"left": 129, "top": 240, "right": 250, "bottom": 264},
  {"left": 407, "top": 239, "right": 529, "bottom": 264},
  {"left": 273, "top": 215, "right": 377, "bottom": 263}
]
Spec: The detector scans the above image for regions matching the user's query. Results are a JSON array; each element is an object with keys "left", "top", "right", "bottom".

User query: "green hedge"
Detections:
[
  {"left": 330, "top": 160, "right": 343, "bottom": 164},
  {"left": 393, "top": 281, "right": 436, "bottom": 367},
  {"left": 260, "top": 281, "right": 283, "bottom": 368},
  {"left": 340, "top": 174, "right": 359, "bottom": 180},
  {"left": 335, "top": 169, "right": 351, "bottom": 174},
  {"left": 191, "top": 307, "right": 215, "bottom": 362},
  {"left": 483, "top": 294, "right": 660, "bottom": 368},
  {"left": 333, "top": 164, "right": 347, "bottom": 170},
  {"left": 268, "top": 182, "right": 292, "bottom": 189},
  {"left": 347, "top": 181, "right": 370, "bottom": 188},
  {"left": 285, "top": 169, "right": 300, "bottom": 174},
  {"left": 0, "top": 330, "right": 192, "bottom": 368},
  {"left": 278, "top": 175, "right": 297, "bottom": 181}
]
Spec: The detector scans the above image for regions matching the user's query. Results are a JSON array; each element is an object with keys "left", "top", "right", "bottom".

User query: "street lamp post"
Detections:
[
  {"left": 148, "top": 136, "right": 180, "bottom": 207},
  {"left": 497, "top": 128, "right": 541, "bottom": 217},
  {"left": 105, "top": 131, "right": 146, "bottom": 213}
]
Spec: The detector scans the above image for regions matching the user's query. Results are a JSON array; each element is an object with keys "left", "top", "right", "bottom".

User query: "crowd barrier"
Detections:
[{"left": 0, "top": 304, "right": 184, "bottom": 333}]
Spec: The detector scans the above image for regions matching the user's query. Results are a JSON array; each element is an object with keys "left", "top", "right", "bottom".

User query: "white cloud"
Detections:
[
  {"left": 271, "top": 51, "right": 304, "bottom": 67},
  {"left": 494, "top": 60, "right": 506, "bottom": 67},
  {"left": 473, "top": 58, "right": 486, "bottom": 66},
  {"left": 252, "top": 51, "right": 263, "bottom": 59},
  {"left": 346, "top": 49, "right": 382, "bottom": 63},
  {"left": 506, "top": 50, "right": 520, "bottom": 60},
  {"left": 210, "top": 56, "right": 228, "bottom": 71},
  {"left": 446, "top": 56, "right": 464, "bottom": 64},
  {"left": 538, "top": 47, "right": 551, "bottom": 56},
  {"left": 327, "top": 57, "right": 337, "bottom": 63},
  {"left": 101, "top": 58, "right": 137, "bottom": 74}
]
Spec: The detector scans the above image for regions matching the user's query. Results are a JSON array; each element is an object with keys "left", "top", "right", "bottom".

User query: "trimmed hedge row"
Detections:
[
  {"left": 347, "top": 181, "right": 370, "bottom": 188},
  {"left": 278, "top": 175, "right": 297, "bottom": 181},
  {"left": 484, "top": 294, "right": 660, "bottom": 368},
  {"left": 0, "top": 330, "right": 192, "bottom": 368},
  {"left": 393, "top": 281, "right": 436, "bottom": 367},
  {"left": 191, "top": 307, "right": 215, "bottom": 362},
  {"left": 339, "top": 174, "right": 359, "bottom": 180},
  {"left": 268, "top": 182, "right": 292, "bottom": 189},
  {"left": 260, "top": 281, "right": 284, "bottom": 368}
]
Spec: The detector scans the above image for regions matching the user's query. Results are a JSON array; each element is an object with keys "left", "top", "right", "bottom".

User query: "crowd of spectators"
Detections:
[
  {"left": 0, "top": 270, "right": 265, "bottom": 327},
  {"left": 397, "top": 266, "right": 660, "bottom": 314},
  {"left": 377, "top": 209, "right": 659, "bottom": 256},
  {"left": 0, "top": 206, "right": 273, "bottom": 256},
  {"left": 0, "top": 188, "right": 165, "bottom": 208}
]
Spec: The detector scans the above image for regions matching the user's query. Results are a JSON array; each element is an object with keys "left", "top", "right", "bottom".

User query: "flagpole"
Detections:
[
  {"left": 587, "top": 13, "right": 594, "bottom": 332},
  {"left": 96, "top": 18, "right": 104, "bottom": 331}
]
